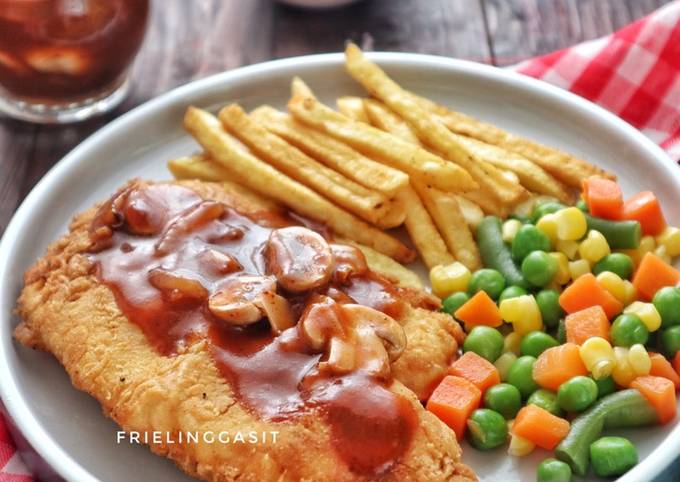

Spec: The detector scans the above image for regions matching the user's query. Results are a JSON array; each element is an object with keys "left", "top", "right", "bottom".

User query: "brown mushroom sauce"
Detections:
[{"left": 87, "top": 182, "right": 422, "bottom": 475}]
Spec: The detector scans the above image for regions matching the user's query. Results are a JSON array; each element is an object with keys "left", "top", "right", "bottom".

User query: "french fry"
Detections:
[
  {"left": 413, "top": 181, "right": 481, "bottom": 271},
  {"left": 344, "top": 43, "right": 526, "bottom": 206},
  {"left": 337, "top": 238, "right": 423, "bottom": 289},
  {"left": 183, "top": 106, "right": 415, "bottom": 262},
  {"left": 407, "top": 88, "right": 614, "bottom": 187},
  {"left": 219, "top": 104, "right": 401, "bottom": 228},
  {"left": 454, "top": 194, "right": 484, "bottom": 228},
  {"left": 363, "top": 98, "right": 422, "bottom": 145},
  {"left": 398, "top": 186, "right": 454, "bottom": 269},
  {"left": 249, "top": 105, "right": 409, "bottom": 197},
  {"left": 336, "top": 96, "right": 370, "bottom": 123},
  {"left": 461, "top": 189, "right": 508, "bottom": 218},
  {"left": 288, "top": 77, "right": 478, "bottom": 193},
  {"left": 454, "top": 134, "right": 572, "bottom": 203},
  {"left": 168, "top": 154, "right": 231, "bottom": 181}
]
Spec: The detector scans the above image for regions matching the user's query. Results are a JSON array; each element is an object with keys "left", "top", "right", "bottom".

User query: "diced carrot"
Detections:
[
  {"left": 565, "top": 305, "right": 610, "bottom": 345},
  {"left": 512, "top": 404, "right": 570, "bottom": 450},
  {"left": 632, "top": 252, "right": 680, "bottom": 300},
  {"left": 454, "top": 290, "right": 502, "bottom": 329},
  {"left": 426, "top": 376, "right": 481, "bottom": 439},
  {"left": 622, "top": 191, "right": 666, "bottom": 236},
  {"left": 649, "top": 353, "right": 680, "bottom": 389},
  {"left": 582, "top": 177, "right": 623, "bottom": 219},
  {"left": 559, "top": 273, "right": 623, "bottom": 319},
  {"left": 448, "top": 351, "right": 501, "bottom": 393},
  {"left": 533, "top": 343, "right": 588, "bottom": 391},
  {"left": 631, "top": 375, "right": 677, "bottom": 423}
]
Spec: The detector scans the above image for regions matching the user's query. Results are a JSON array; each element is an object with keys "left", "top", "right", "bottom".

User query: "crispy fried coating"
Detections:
[{"left": 15, "top": 180, "right": 474, "bottom": 482}]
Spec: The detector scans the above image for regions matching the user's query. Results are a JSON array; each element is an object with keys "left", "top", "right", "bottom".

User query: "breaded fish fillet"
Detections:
[{"left": 15, "top": 180, "right": 474, "bottom": 482}]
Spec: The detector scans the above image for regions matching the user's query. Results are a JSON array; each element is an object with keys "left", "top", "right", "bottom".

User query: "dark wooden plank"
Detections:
[
  {"left": 0, "top": 0, "right": 273, "bottom": 234},
  {"left": 482, "top": 0, "right": 671, "bottom": 66},
  {"left": 0, "top": 120, "right": 37, "bottom": 232},
  {"left": 274, "top": 0, "right": 492, "bottom": 62}
]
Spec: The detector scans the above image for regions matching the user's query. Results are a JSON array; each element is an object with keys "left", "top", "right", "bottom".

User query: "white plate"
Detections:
[{"left": 1, "top": 52, "right": 679, "bottom": 482}]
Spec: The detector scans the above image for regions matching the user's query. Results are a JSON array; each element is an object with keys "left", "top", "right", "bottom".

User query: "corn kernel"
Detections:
[
  {"left": 579, "top": 337, "right": 615, "bottom": 379},
  {"left": 495, "top": 352, "right": 518, "bottom": 381},
  {"left": 502, "top": 219, "right": 523, "bottom": 243},
  {"left": 536, "top": 213, "right": 558, "bottom": 245},
  {"left": 569, "top": 259, "right": 591, "bottom": 281},
  {"left": 612, "top": 347, "right": 636, "bottom": 387},
  {"left": 654, "top": 244, "right": 672, "bottom": 264},
  {"left": 555, "top": 207, "right": 588, "bottom": 241},
  {"left": 624, "top": 301, "right": 661, "bottom": 332},
  {"left": 508, "top": 432, "right": 535, "bottom": 456},
  {"left": 429, "top": 262, "right": 471, "bottom": 298},
  {"left": 503, "top": 332, "right": 522, "bottom": 355},
  {"left": 619, "top": 236, "right": 655, "bottom": 268},
  {"left": 499, "top": 295, "right": 543, "bottom": 335},
  {"left": 556, "top": 239, "right": 579, "bottom": 260},
  {"left": 622, "top": 280, "right": 637, "bottom": 306},
  {"left": 579, "top": 230, "right": 611, "bottom": 264},
  {"left": 549, "top": 252, "right": 570, "bottom": 285},
  {"left": 628, "top": 344, "right": 651, "bottom": 376},
  {"left": 596, "top": 271, "right": 627, "bottom": 304},
  {"left": 656, "top": 226, "right": 680, "bottom": 257}
]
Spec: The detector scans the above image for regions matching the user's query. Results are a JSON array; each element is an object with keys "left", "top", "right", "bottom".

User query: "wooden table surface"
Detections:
[{"left": 0, "top": 0, "right": 672, "bottom": 235}]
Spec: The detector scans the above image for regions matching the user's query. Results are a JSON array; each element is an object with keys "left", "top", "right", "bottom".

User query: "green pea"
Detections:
[
  {"left": 589, "top": 436, "right": 638, "bottom": 477},
  {"left": 512, "top": 225, "right": 552, "bottom": 262},
  {"left": 537, "top": 458, "right": 572, "bottom": 482},
  {"left": 610, "top": 313, "right": 649, "bottom": 347},
  {"left": 520, "top": 331, "right": 559, "bottom": 358},
  {"left": 528, "top": 389, "right": 563, "bottom": 416},
  {"left": 653, "top": 286, "right": 680, "bottom": 328},
  {"left": 660, "top": 326, "right": 680, "bottom": 358},
  {"left": 557, "top": 376, "right": 598, "bottom": 412},
  {"left": 536, "top": 289, "right": 564, "bottom": 329},
  {"left": 442, "top": 292, "right": 469, "bottom": 316},
  {"left": 507, "top": 355, "right": 539, "bottom": 398},
  {"left": 592, "top": 253, "right": 634, "bottom": 280},
  {"left": 521, "top": 251, "right": 558, "bottom": 287},
  {"left": 466, "top": 408, "right": 508, "bottom": 450},
  {"left": 575, "top": 199, "right": 588, "bottom": 213},
  {"left": 463, "top": 326, "right": 504, "bottom": 362},
  {"left": 484, "top": 383, "right": 522, "bottom": 419},
  {"left": 594, "top": 376, "right": 617, "bottom": 399},
  {"left": 556, "top": 318, "right": 567, "bottom": 344},
  {"left": 468, "top": 269, "right": 506, "bottom": 300},
  {"left": 498, "top": 285, "right": 528, "bottom": 303},
  {"left": 531, "top": 201, "right": 565, "bottom": 224}
]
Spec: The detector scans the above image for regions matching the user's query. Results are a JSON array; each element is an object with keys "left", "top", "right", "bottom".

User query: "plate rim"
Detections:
[{"left": 1, "top": 51, "right": 677, "bottom": 482}]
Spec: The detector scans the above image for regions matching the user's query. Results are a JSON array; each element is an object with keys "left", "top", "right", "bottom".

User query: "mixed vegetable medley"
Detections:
[{"left": 426, "top": 177, "right": 680, "bottom": 480}]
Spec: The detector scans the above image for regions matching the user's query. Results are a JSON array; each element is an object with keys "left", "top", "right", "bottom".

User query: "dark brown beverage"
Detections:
[{"left": 0, "top": 0, "right": 149, "bottom": 121}]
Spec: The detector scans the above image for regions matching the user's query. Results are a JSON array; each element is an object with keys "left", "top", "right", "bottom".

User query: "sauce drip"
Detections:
[{"left": 88, "top": 183, "right": 417, "bottom": 474}]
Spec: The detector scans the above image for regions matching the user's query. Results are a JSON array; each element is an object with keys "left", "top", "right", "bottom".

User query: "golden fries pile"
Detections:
[{"left": 171, "top": 43, "right": 614, "bottom": 271}]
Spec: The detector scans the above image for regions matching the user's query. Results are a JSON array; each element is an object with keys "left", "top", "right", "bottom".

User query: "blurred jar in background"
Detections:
[{"left": 0, "top": 0, "right": 149, "bottom": 123}]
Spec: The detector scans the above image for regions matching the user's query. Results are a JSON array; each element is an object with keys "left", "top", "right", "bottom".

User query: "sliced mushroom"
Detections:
[
  {"left": 121, "top": 188, "right": 168, "bottom": 235},
  {"left": 155, "top": 201, "right": 225, "bottom": 256},
  {"left": 298, "top": 297, "right": 406, "bottom": 380},
  {"left": 208, "top": 275, "right": 276, "bottom": 326},
  {"left": 148, "top": 268, "right": 209, "bottom": 302},
  {"left": 299, "top": 296, "right": 346, "bottom": 350},
  {"left": 258, "top": 291, "right": 296, "bottom": 335},
  {"left": 266, "top": 227, "right": 334, "bottom": 293},
  {"left": 342, "top": 304, "right": 406, "bottom": 362},
  {"left": 198, "top": 248, "right": 242, "bottom": 275},
  {"left": 330, "top": 243, "right": 368, "bottom": 284}
]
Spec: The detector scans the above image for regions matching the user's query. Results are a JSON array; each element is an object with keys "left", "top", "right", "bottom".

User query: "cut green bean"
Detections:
[
  {"left": 585, "top": 214, "right": 641, "bottom": 249},
  {"left": 476, "top": 216, "right": 528, "bottom": 288}
]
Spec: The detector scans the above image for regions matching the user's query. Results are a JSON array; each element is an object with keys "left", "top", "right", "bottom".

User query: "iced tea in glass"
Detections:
[{"left": 0, "top": 0, "right": 149, "bottom": 123}]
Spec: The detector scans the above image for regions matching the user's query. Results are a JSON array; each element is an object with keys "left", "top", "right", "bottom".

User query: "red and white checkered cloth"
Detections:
[
  {"left": 514, "top": 0, "right": 680, "bottom": 161},
  {"left": 2, "top": 2, "right": 680, "bottom": 481}
]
